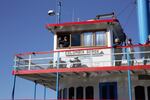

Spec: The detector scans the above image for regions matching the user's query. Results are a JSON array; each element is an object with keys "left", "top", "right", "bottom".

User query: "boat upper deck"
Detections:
[
  {"left": 13, "top": 44, "right": 150, "bottom": 75},
  {"left": 12, "top": 44, "right": 150, "bottom": 90}
]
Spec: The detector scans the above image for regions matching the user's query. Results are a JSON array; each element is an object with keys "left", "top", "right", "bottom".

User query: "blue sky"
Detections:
[{"left": 0, "top": 0, "right": 139, "bottom": 99}]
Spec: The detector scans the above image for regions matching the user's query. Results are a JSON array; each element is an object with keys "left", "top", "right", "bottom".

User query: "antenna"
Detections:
[
  {"left": 57, "top": 1, "right": 62, "bottom": 23},
  {"left": 72, "top": 8, "right": 75, "bottom": 22},
  {"left": 77, "top": 18, "right": 80, "bottom": 22}
]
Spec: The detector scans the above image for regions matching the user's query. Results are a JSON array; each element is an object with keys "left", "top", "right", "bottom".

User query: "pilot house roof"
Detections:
[{"left": 46, "top": 19, "right": 119, "bottom": 33}]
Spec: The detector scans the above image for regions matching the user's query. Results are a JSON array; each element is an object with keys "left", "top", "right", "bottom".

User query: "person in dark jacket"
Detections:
[
  {"left": 144, "top": 35, "right": 150, "bottom": 65},
  {"left": 113, "top": 38, "right": 123, "bottom": 66},
  {"left": 127, "top": 38, "right": 134, "bottom": 65},
  {"left": 63, "top": 36, "right": 70, "bottom": 47}
]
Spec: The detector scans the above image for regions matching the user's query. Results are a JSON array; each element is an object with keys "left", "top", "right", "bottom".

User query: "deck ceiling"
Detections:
[{"left": 15, "top": 66, "right": 150, "bottom": 90}]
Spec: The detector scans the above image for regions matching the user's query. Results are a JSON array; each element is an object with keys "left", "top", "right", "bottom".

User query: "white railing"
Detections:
[{"left": 13, "top": 45, "right": 150, "bottom": 71}]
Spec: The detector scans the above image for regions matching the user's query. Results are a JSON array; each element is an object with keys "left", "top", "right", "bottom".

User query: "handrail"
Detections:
[{"left": 15, "top": 44, "right": 149, "bottom": 57}]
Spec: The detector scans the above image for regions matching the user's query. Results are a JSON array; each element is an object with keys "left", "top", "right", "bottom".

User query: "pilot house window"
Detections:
[
  {"left": 95, "top": 31, "right": 106, "bottom": 46},
  {"left": 57, "top": 31, "right": 106, "bottom": 48},
  {"left": 83, "top": 32, "right": 93, "bottom": 46},
  {"left": 71, "top": 34, "right": 81, "bottom": 46}
]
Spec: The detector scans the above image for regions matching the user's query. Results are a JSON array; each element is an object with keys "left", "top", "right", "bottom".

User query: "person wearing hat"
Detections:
[
  {"left": 113, "top": 38, "right": 123, "bottom": 66},
  {"left": 127, "top": 38, "right": 134, "bottom": 65},
  {"left": 144, "top": 35, "right": 150, "bottom": 65}
]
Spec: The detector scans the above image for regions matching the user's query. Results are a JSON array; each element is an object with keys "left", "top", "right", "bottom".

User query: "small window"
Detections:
[
  {"left": 109, "top": 84, "right": 115, "bottom": 99},
  {"left": 99, "top": 82, "right": 117, "bottom": 100},
  {"left": 63, "top": 88, "right": 67, "bottom": 99},
  {"left": 69, "top": 87, "right": 74, "bottom": 99},
  {"left": 71, "top": 34, "right": 81, "bottom": 46},
  {"left": 83, "top": 32, "right": 93, "bottom": 46},
  {"left": 76, "top": 87, "right": 84, "bottom": 99},
  {"left": 101, "top": 85, "right": 107, "bottom": 99},
  {"left": 95, "top": 31, "right": 106, "bottom": 46},
  {"left": 86, "top": 86, "right": 94, "bottom": 99},
  {"left": 135, "top": 86, "right": 145, "bottom": 100}
]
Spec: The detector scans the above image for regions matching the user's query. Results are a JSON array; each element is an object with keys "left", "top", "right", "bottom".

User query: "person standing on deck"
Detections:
[
  {"left": 127, "top": 38, "right": 135, "bottom": 66},
  {"left": 113, "top": 38, "right": 123, "bottom": 66},
  {"left": 144, "top": 35, "right": 150, "bottom": 65}
]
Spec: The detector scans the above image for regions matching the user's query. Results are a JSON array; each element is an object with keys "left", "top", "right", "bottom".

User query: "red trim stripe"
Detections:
[
  {"left": 46, "top": 19, "right": 118, "bottom": 28},
  {"left": 12, "top": 65, "right": 150, "bottom": 75}
]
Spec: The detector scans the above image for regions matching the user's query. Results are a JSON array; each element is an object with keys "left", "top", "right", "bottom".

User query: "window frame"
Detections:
[
  {"left": 95, "top": 31, "right": 107, "bottom": 46},
  {"left": 56, "top": 29, "right": 107, "bottom": 49}
]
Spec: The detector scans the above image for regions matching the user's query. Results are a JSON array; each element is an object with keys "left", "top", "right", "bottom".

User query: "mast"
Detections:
[
  {"left": 56, "top": 1, "right": 61, "bottom": 99},
  {"left": 137, "top": 0, "right": 150, "bottom": 44}
]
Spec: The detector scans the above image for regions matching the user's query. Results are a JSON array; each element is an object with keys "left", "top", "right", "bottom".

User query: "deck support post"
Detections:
[
  {"left": 34, "top": 81, "right": 37, "bottom": 100},
  {"left": 28, "top": 54, "right": 32, "bottom": 70},
  {"left": 12, "top": 75, "right": 17, "bottom": 100},
  {"left": 127, "top": 48, "right": 132, "bottom": 100},
  {"left": 56, "top": 52, "right": 60, "bottom": 99},
  {"left": 44, "top": 85, "right": 46, "bottom": 100}
]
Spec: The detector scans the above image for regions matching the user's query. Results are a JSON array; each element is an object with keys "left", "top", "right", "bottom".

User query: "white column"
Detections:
[
  {"left": 106, "top": 29, "right": 113, "bottom": 47},
  {"left": 106, "top": 28, "right": 113, "bottom": 66},
  {"left": 53, "top": 34, "right": 57, "bottom": 50}
]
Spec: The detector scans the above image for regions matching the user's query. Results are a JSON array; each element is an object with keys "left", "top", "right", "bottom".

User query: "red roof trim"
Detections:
[
  {"left": 13, "top": 65, "right": 150, "bottom": 75},
  {"left": 46, "top": 19, "right": 118, "bottom": 28}
]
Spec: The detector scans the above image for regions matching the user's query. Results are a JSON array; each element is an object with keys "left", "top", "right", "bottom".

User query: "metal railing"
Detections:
[{"left": 13, "top": 44, "right": 150, "bottom": 71}]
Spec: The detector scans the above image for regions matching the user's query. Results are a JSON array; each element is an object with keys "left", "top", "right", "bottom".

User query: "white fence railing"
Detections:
[{"left": 13, "top": 45, "right": 150, "bottom": 71}]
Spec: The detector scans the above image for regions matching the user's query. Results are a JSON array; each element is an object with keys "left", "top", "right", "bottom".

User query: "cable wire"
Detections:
[
  {"left": 117, "top": 1, "right": 135, "bottom": 17},
  {"left": 123, "top": 5, "right": 136, "bottom": 28}
]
